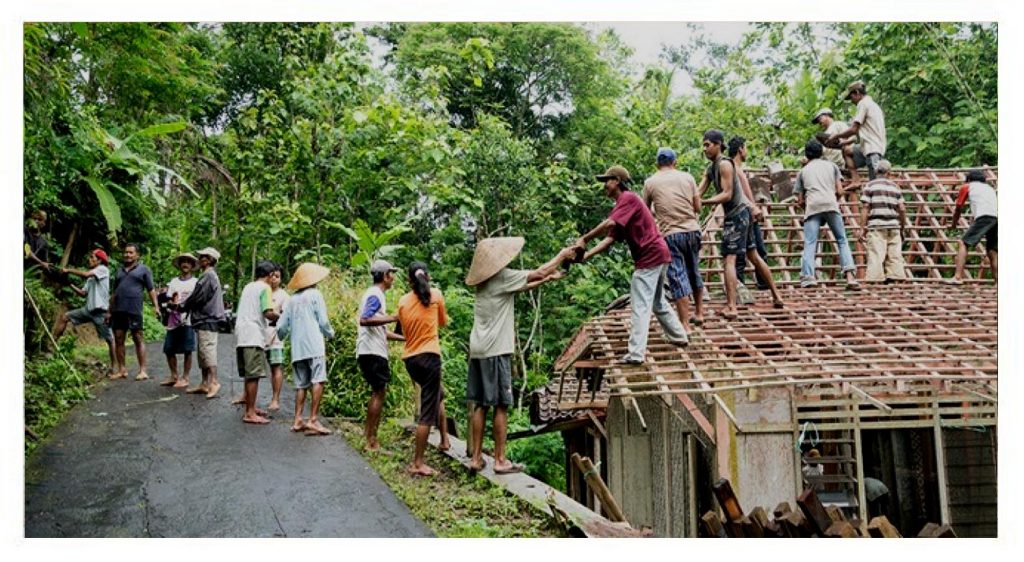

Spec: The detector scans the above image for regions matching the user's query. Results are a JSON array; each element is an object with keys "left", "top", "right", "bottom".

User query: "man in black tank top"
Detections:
[{"left": 699, "top": 130, "right": 784, "bottom": 319}]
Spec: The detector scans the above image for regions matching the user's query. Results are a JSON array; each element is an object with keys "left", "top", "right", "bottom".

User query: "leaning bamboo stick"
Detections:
[{"left": 571, "top": 453, "right": 626, "bottom": 523}]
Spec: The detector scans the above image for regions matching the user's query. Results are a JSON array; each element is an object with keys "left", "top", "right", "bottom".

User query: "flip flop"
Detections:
[
  {"left": 468, "top": 459, "right": 488, "bottom": 474},
  {"left": 159, "top": 378, "right": 176, "bottom": 387},
  {"left": 304, "top": 425, "right": 333, "bottom": 436},
  {"left": 720, "top": 310, "right": 737, "bottom": 320},
  {"left": 690, "top": 318, "right": 704, "bottom": 327},
  {"left": 242, "top": 416, "right": 270, "bottom": 425},
  {"left": 493, "top": 462, "right": 525, "bottom": 475},
  {"left": 772, "top": 300, "right": 785, "bottom": 309}
]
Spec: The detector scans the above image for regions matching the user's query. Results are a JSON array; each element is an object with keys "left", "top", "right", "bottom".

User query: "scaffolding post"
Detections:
[
  {"left": 934, "top": 400, "right": 951, "bottom": 525},
  {"left": 854, "top": 399, "right": 868, "bottom": 523}
]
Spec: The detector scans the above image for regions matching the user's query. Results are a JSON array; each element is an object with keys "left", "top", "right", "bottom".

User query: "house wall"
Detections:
[
  {"left": 943, "top": 427, "right": 997, "bottom": 537},
  {"left": 727, "top": 387, "right": 798, "bottom": 512},
  {"left": 606, "top": 396, "right": 696, "bottom": 537}
]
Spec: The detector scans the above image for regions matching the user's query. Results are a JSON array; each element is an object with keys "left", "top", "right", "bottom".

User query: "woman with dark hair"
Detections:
[{"left": 395, "top": 261, "right": 451, "bottom": 476}]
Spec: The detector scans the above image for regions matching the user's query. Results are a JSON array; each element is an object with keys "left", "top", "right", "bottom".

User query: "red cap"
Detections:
[{"left": 92, "top": 249, "right": 109, "bottom": 264}]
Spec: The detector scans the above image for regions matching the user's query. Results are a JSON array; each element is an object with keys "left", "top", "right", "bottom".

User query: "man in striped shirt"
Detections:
[{"left": 858, "top": 160, "right": 907, "bottom": 282}]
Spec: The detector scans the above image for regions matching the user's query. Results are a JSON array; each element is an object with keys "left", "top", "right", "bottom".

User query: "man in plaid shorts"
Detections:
[{"left": 643, "top": 147, "right": 705, "bottom": 328}]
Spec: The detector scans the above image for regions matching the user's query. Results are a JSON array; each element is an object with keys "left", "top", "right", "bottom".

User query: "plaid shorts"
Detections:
[{"left": 664, "top": 231, "right": 703, "bottom": 300}]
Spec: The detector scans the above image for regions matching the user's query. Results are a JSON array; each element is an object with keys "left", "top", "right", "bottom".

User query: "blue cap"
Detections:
[{"left": 656, "top": 147, "right": 677, "bottom": 166}]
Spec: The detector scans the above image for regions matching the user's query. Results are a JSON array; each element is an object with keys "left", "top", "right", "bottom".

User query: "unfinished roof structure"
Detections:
[{"left": 537, "top": 167, "right": 998, "bottom": 537}]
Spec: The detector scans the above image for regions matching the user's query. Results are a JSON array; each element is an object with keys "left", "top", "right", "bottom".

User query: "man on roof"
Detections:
[
  {"left": 947, "top": 170, "right": 997, "bottom": 284},
  {"left": 826, "top": 80, "right": 887, "bottom": 182},
  {"left": 813, "top": 108, "right": 865, "bottom": 182},
  {"left": 573, "top": 164, "right": 689, "bottom": 364},
  {"left": 464, "top": 238, "right": 574, "bottom": 473}
]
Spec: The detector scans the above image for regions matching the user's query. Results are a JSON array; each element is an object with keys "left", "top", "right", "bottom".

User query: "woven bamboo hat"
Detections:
[
  {"left": 172, "top": 253, "right": 198, "bottom": 269},
  {"left": 465, "top": 237, "right": 525, "bottom": 286},
  {"left": 287, "top": 262, "right": 330, "bottom": 291}
]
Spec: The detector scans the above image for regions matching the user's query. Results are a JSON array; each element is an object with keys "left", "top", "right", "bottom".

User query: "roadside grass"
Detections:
[{"left": 335, "top": 419, "right": 569, "bottom": 538}]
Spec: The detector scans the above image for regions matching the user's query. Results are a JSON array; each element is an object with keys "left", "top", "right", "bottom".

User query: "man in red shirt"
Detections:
[{"left": 574, "top": 165, "right": 689, "bottom": 364}]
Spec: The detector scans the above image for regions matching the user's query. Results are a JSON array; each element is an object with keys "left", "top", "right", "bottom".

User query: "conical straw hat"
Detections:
[
  {"left": 465, "top": 237, "right": 525, "bottom": 286},
  {"left": 287, "top": 262, "right": 330, "bottom": 291}
]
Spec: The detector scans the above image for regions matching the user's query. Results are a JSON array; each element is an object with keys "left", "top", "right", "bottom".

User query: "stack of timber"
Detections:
[{"left": 700, "top": 478, "right": 957, "bottom": 538}]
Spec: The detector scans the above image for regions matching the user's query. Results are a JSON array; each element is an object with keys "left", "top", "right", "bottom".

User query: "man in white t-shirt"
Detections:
[
  {"left": 464, "top": 238, "right": 573, "bottom": 474},
  {"left": 827, "top": 81, "right": 887, "bottom": 181},
  {"left": 355, "top": 259, "right": 405, "bottom": 452},
  {"left": 160, "top": 253, "right": 199, "bottom": 388},
  {"left": 55, "top": 249, "right": 115, "bottom": 375},
  {"left": 949, "top": 170, "right": 998, "bottom": 283},
  {"left": 233, "top": 261, "right": 280, "bottom": 425}
]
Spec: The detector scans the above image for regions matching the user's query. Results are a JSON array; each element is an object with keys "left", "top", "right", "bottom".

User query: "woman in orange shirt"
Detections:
[{"left": 396, "top": 261, "right": 451, "bottom": 476}]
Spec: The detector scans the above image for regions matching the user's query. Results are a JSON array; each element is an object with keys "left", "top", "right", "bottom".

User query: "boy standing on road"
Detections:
[
  {"left": 234, "top": 261, "right": 279, "bottom": 424},
  {"left": 160, "top": 253, "right": 199, "bottom": 388}
]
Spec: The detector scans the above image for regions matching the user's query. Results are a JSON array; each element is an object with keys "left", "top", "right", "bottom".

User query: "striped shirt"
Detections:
[{"left": 860, "top": 179, "right": 903, "bottom": 229}]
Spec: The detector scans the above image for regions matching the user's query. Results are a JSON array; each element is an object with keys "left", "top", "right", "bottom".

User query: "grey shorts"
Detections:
[
  {"left": 293, "top": 356, "right": 328, "bottom": 389},
  {"left": 196, "top": 329, "right": 219, "bottom": 368},
  {"left": 236, "top": 346, "right": 268, "bottom": 379},
  {"left": 962, "top": 215, "right": 997, "bottom": 251},
  {"left": 67, "top": 307, "right": 113, "bottom": 341},
  {"left": 466, "top": 354, "right": 513, "bottom": 407}
]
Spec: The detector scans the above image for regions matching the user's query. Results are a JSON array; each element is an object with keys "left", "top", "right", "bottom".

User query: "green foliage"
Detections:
[
  {"left": 24, "top": 338, "right": 95, "bottom": 455},
  {"left": 338, "top": 420, "right": 567, "bottom": 537}
]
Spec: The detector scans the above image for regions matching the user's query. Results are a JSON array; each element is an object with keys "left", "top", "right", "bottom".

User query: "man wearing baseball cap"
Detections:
[
  {"left": 573, "top": 164, "right": 689, "bottom": 364},
  {"left": 180, "top": 247, "right": 226, "bottom": 398},
  {"left": 54, "top": 249, "right": 116, "bottom": 376},
  {"left": 355, "top": 259, "right": 404, "bottom": 450},
  {"left": 826, "top": 80, "right": 887, "bottom": 181},
  {"left": 642, "top": 147, "right": 705, "bottom": 328}
]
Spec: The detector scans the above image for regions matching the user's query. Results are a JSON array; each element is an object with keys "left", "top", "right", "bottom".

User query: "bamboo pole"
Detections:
[{"left": 571, "top": 453, "right": 626, "bottom": 523}]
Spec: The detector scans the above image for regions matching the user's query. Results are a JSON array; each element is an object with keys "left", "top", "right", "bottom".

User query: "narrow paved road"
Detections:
[{"left": 25, "top": 334, "right": 431, "bottom": 538}]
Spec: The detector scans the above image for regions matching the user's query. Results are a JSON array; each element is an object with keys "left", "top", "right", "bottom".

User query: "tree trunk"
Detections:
[{"left": 60, "top": 223, "right": 79, "bottom": 267}]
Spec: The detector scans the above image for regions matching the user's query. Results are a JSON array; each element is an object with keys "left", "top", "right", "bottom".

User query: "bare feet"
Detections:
[
  {"left": 110, "top": 370, "right": 127, "bottom": 380},
  {"left": 291, "top": 420, "right": 307, "bottom": 432},
  {"left": 406, "top": 464, "right": 437, "bottom": 477},
  {"left": 186, "top": 385, "right": 209, "bottom": 394},
  {"left": 205, "top": 382, "right": 221, "bottom": 399},
  {"left": 242, "top": 414, "right": 270, "bottom": 424},
  {"left": 159, "top": 377, "right": 176, "bottom": 386},
  {"left": 304, "top": 420, "right": 333, "bottom": 435},
  {"left": 134, "top": 372, "right": 150, "bottom": 381},
  {"left": 267, "top": 401, "right": 280, "bottom": 412},
  {"left": 255, "top": 407, "right": 268, "bottom": 417},
  {"left": 493, "top": 460, "right": 525, "bottom": 474},
  {"left": 439, "top": 439, "right": 451, "bottom": 451},
  {"left": 468, "top": 459, "right": 486, "bottom": 473},
  {"left": 231, "top": 395, "right": 245, "bottom": 405},
  {"left": 172, "top": 379, "right": 190, "bottom": 389}
]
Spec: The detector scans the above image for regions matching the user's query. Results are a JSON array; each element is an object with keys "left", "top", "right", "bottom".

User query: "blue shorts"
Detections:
[
  {"left": 163, "top": 326, "right": 196, "bottom": 355},
  {"left": 721, "top": 207, "right": 756, "bottom": 256},
  {"left": 664, "top": 231, "right": 703, "bottom": 300}
]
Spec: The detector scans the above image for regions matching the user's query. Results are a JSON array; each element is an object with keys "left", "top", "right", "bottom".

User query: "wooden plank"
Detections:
[
  {"left": 701, "top": 511, "right": 727, "bottom": 538},
  {"left": 712, "top": 478, "right": 745, "bottom": 522},
  {"left": 867, "top": 516, "right": 902, "bottom": 538},
  {"left": 797, "top": 488, "right": 834, "bottom": 536},
  {"left": 918, "top": 523, "right": 958, "bottom": 538},
  {"left": 825, "top": 521, "right": 860, "bottom": 538}
]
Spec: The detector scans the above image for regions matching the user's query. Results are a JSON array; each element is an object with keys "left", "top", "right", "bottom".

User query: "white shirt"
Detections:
[
  {"left": 234, "top": 280, "right": 272, "bottom": 348},
  {"left": 167, "top": 275, "right": 198, "bottom": 326},
  {"left": 853, "top": 95, "right": 887, "bottom": 156},
  {"left": 356, "top": 285, "right": 389, "bottom": 358}
]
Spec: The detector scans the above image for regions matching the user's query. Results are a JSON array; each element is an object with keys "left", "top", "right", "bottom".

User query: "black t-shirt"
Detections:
[{"left": 23, "top": 227, "right": 49, "bottom": 266}]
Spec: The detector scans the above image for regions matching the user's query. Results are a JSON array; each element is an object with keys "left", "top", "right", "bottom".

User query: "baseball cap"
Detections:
[
  {"left": 844, "top": 80, "right": 866, "bottom": 100},
  {"left": 702, "top": 129, "right": 725, "bottom": 145},
  {"left": 92, "top": 249, "right": 109, "bottom": 264},
  {"left": 595, "top": 165, "right": 632, "bottom": 184},
  {"left": 370, "top": 259, "right": 398, "bottom": 275},
  {"left": 656, "top": 147, "right": 677, "bottom": 166},
  {"left": 812, "top": 108, "right": 833, "bottom": 124}
]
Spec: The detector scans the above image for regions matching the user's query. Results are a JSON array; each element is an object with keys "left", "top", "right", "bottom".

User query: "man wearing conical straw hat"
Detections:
[
  {"left": 464, "top": 238, "right": 576, "bottom": 474},
  {"left": 277, "top": 262, "right": 336, "bottom": 435}
]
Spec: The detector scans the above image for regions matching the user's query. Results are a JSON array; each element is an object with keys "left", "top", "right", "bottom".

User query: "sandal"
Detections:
[
  {"left": 772, "top": 300, "right": 785, "bottom": 309},
  {"left": 493, "top": 462, "right": 525, "bottom": 475}
]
